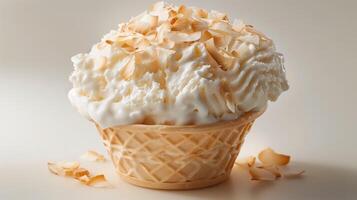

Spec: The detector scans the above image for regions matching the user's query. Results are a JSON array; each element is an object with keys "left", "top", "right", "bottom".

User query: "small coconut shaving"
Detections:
[
  {"left": 47, "top": 161, "right": 110, "bottom": 188},
  {"left": 256, "top": 164, "right": 281, "bottom": 178},
  {"left": 279, "top": 166, "right": 305, "bottom": 179},
  {"left": 72, "top": 168, "right": 90, "bottom": 178},
  {"left": 235, "top": 148, "right": 304, "bottom": 181},
  {"left": 48, "top": 161, "right": 80, "bottom": 176},
  {"left": 86, "top": 174, "right": 112, "bottom": 188},
  {"left": 249, "top": 167, "right": 276, "bottom": 181},
  {"left": 258, "top": 147, "right": 290, "bottom": 166},
  {"left": 80, "top": 150, "right": 106, "bottom": 162}
]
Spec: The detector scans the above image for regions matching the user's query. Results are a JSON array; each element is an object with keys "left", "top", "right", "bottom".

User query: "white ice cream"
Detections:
[{"left": 68, "top": 2, "right": 289, "bottom": 128}]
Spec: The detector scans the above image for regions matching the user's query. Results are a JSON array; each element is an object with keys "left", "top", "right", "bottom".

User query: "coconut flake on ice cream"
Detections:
[{"left": 68, "top": 1, "right": 289, "bottom": 128}]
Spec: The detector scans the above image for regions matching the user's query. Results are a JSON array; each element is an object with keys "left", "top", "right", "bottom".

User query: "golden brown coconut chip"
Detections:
[
  {"left": 258, "top": 148, "right": 290, "bottom": 166},
  {"left": 279, "top": 166, "right": 305, "bottom": 178},
  {"left": 166, "top": 31, "right": 201, "bottom": 42},
  {"left": 72, "top": 168, "right": 90, "bottom": 178},
  {"left": 256, "top": 164, "right": 282, "bottom": 178},
  {"left": 249, "top": 167, "right": 276, "bottom": 181},
  {"left": 47, "top": 161, "right": 110, "bottom": 188},
  {"left": 86, "top": 175, "right": 111, "bottom": 188},
  {"left": 48, "top": 162, "right": 62, "bottom": 176},
  {"left": 80, "top": 150, "right": 106, "bottom": 162},
  {"left": 48, "top": 161, "right": 80, "bottom": 176},
  {"left": 235, "top": 148, "right": 304, "bottom": 181},
  {"left": 76, "top": 174, "right": 110, "bottom": 188}
]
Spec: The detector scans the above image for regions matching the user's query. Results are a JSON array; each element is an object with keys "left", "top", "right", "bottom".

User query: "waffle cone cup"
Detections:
[{"left": 96, "top": 109, "right": 265, "bottom": 190}]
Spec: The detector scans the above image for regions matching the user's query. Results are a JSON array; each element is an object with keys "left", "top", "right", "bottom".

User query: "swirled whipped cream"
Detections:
[{"left": 68, "top": 2, "right": 289, "bottom": 128}]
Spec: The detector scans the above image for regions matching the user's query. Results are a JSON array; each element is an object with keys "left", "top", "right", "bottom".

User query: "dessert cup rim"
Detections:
[{"left": 95, "top": 106, "right": 266, "bottom": 132}]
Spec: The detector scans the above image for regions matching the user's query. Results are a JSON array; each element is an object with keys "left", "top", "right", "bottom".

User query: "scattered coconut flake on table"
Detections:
[
  {"left": 48, "top": 162, "right": 64, "bottom": 176},
  {"left": 256, "top": 164, "right": 281, "bottom": 178},
  {"left": 47, "top": 161, "right": 111, "bottom": 188},
  {"left": 77, "top": 174, "right": 111, "bottom": 188},
  {"left": 249, "top": 166, "right": 276, "bottom": 181},
  {"left": 72, "top": 168, "right": 90, "bottom": 178},
  {"left": 258, "top": 147, "right": 290, "bottom": 166},
  {"left": 80, "top": 150, "right": 106, "bottom": 162},
  {"left": 86, "top": 174, "right": 112, "bottom": 188},
  {"left": 48, "top": 161, "right": 80, "bottom": 176},
  {"left": 235, "top": 147, "right": 305, "bottom": 181},
  {"left": 279, "top": 166, "right": 305, "bottom": 178}
]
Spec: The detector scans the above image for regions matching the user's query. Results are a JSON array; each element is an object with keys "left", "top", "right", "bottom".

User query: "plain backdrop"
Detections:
[{"left": 1, "top": 0, "right": 357, "bottom": 199}]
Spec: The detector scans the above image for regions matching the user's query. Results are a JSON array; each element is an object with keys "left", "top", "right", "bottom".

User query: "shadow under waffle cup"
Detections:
[{"left": 95, "top": 109, "right": 265, "bottom": 190}]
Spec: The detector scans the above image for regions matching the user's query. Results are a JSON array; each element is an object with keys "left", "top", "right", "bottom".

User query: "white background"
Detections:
[{"left": 1, "top": 0, "right": 357, "bottom": 199}]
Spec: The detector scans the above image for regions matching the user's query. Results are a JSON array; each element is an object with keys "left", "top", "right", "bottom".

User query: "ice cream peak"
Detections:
[{"left": 68, "top": 2, "right": 289, "bottom": 128}]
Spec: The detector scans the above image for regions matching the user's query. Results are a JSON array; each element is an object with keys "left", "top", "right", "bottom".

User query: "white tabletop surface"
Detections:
[{"left": 1, "top": 0, "right": 357, "bottom": 199}]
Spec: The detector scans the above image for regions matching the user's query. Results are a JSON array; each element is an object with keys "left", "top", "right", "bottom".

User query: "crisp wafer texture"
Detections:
[{"left": 96, "top": 109, "right": 264, "bottom": 190}]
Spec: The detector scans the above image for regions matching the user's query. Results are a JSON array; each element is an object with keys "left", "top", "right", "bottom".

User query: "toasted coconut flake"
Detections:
[
  {"left": 149, "top": 2, "right": 170, "bottom": 23},
  {"left": 279, "top": 166, "right": 305, "bottom": 178},
  {"left": 47, "top": 161, "right": 79, "bottom": 177},
  {"left": 48, "top": 162, "right": 61, "bottom": 176},
  {"left": 73, "top": 168, "right": 90, "bottom": 178},
  {"left": 150, "top": 10, "right": 170, "bottom": 23},
  {"left": 245, "top": 26, "right": 269, "bottom": 40},
  {"left": 227, "top": 39, "right": 241, "bottom": 53},
  {"left": 191, "top": 20, "right": 208, "bottom": 32},
  {"left": 172, "top": 17, "right": 190, "bottom": 31},
  {"left": 145, "top": 32, "right": 156, "bottom": 41},
  {"left": 249, "top": 167, "right": 276, "bottom": 181},
  {"left": 236, "top": 43, "right": 255, "bottom": 61},
  {"left": 87, "top": 174, "right": 110, "bottom": 187},
  {"left": 156, "top": 22, "right": 171, "bottom": 43},
  {"left": 160, "top": 39, "right": 175, "bottom": 49},
  {"left": 258, "top": 148, "right": 290, "bottom": 166},
  {"left": 257, "top": 164, "right": 282, "bottom": 178},
  {"left": 210, "top": 21, "right": 233, "bottom": 34},
  {"left": 235, "top": 148, "right": 305, "bottom": 182},
  {"left": 208, "top": 10, "right": 228, "bottom": 21},
  {"left": 75, "top": 173, "right": 111, "bottom": 188},
  {"left": 76, "top": 174, "right": 90, "bottom": 184},
  {"left": 137, "top": 38, "right": 151, "bottom": 48},
  {"left": 129, "top": 14, "right": 158, "bottom": 34},
  {"left": 76, "top": 174, "right": 110, "bottom": 187},
  {"left": 63, "top": 168, "right": 75, "bottom": 176},
  {"left": 60, "top": 161, "right": 80, "bottom": 170},
  {"left": 168, "top": 9, "right": 177, "bottom": 18},
  {"left": 200, "top": 31, "right": 212, "bottom": 42},
  {"left": 166, "top": 31, "right": 201, "bottom": 42},
  {"left": 81, "top": 150, "right": 106, "bottom": 162},
  {"left": 48, "top": 161, "right": 112, "bottom": 188},
  {"left": 213, "top": 35, "right": 233, "bottom": 48},
  {"left": 205, "top": 38, "right": 236, "bottom": 69}
]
